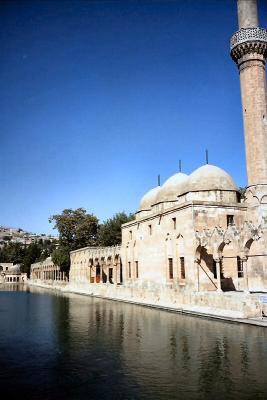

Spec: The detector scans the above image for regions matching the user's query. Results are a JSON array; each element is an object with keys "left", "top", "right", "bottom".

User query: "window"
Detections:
[
  {"left": 227, "top": 215, "right": 234, "bottom": 226},
  {"left": 180, "top": 257, "right": 185, "bottom": 279},
  {"left": 128, "top": 262, "right": 131, "bottom": 278},
  {"left": 109, "top": 268, "right": 113, "bottom": 282},
  {"left": 168, "top": 258, "right": 173, "bottom": 279},
  {"left": 237, "top": 256, "right": 243, "bottom": 278},
  {"left": 129, "top": 230, "right": 132, "bottom": 240},
  {"left": 148, "top": 224, "right": 152, "bottom": 235},
  {"left": 135, "top": 261, "right": 139, "bottom": 278},
  {"left": 172, "top": 217, "right": 176, "bottom": 230}
]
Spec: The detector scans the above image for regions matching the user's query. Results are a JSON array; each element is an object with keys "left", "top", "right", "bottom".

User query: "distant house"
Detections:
[{"left": 0, "top": 263, "right": 27, "bottom": 284}]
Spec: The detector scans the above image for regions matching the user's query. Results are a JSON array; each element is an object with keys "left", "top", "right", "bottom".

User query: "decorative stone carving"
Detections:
[
  {"left": 195, "top": 220, "right": 262, "bottom": 257},
  {"left": 245, "top": 185, "right": 267, "bottom": 204},
  {"left": 195, "top": 229, "right": 212, "bottom": 248},
  {"left": 230, "top": 28, "right": 267, "bottom": 64},
  {"left": 224, "top": 223, "right": 240, "bottom": 245},
  {"left": 230, "top": 27, "right": 267, "bottom": 49}
]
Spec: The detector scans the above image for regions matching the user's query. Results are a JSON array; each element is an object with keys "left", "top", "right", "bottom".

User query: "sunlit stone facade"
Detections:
[
  {"left": 31, "top": 257, "right": 65, "bottom": 282},
  {"left": 69, "top": 246, "right": 122, "bottom": 285},
  {"left": 0, "top": 263, "right": 27, "bottom": 283},
  {"left": 66, "top": 1, "right": 267, "bottom": 317}
]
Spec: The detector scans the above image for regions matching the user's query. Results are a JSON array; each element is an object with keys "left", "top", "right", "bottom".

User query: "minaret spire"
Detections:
[{"left": 231, "top": 0, "right": 267, "bottom": 187}]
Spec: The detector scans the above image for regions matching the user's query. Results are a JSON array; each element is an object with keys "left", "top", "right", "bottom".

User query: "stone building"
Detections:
[
  {"left": 65, "top": 1, "right": 267, "bottom": 317},
  {"left": 0, "top": 263, "right": 27, "bottom": 284},
  {"left": 69, "top": 246, "right": 122, "bottom": 285},
  {"left": 31, "top": 257, "right": 66, "bottom": 282}
]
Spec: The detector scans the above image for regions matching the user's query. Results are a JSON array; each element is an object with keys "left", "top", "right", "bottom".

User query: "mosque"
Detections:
[{"left": 31, "top": 0, "right": 267, "bottom": 318}]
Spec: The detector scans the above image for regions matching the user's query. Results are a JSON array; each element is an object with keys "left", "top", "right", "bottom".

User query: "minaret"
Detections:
[{"left": 231, "top": 0, "right": 267, "bottom": 189}]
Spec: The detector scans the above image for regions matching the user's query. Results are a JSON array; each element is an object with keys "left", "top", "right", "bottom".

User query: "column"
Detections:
[
  {"left": 214, "top": 258, "right": 222, "bottom": 292},
  {"left": 194, "top": 259, "right": 200, "bottom": 292},
  {"left": 100, "top": 265, "right": 103, "bottom": 283},
  {"left": 242, "top": 256, "right": 249, "bottom": 292},
  {"left": 114, "top": 264, "right": 118, "bottom": 284}
]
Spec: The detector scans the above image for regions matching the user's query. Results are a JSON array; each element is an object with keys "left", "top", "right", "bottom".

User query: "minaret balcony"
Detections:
[{"left": 230, "top": 27, "right": 267, "bottom": 64}]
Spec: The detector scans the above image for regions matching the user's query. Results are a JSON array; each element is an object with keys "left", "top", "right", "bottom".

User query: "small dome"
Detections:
[
  {"left": 186, "top": 164, "right": 238, "bottom": 192},
  {"left": 139, "top": 186, "right": 161, "bottom": 210},
  {"left": 156, "top": 172, "right": 188, "bottom": 202}
]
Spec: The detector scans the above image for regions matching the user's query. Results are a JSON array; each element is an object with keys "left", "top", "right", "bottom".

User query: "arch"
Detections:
[
  {"left": 245, "top": 238, "right": 265, "bottom": 290},
  {"left": 261, "top": 195, "right": 267, "bottom": 204},
  {"left": 195, "top": 245, "right": 218, "bottom": 291},
  {"left": 244, "top": 238, "right": 254, "bottom": 255},
  {"left": 95, "top": 265, "right": 101, "bottom": 283},
  {"left": 165, "top": 234, "right": 173, "bottom": 257},
  {"left": 217, "top": 239, "right": 241, "bottom": 291},
  {"left": 176, "top": 234, "right": 185, "bottom": 281}
]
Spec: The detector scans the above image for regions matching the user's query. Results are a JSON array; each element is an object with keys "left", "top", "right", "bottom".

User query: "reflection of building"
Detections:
[
  {"left": 31, "top": 257, "right": 66, "bottom": 282},
  {"left": 0, "top": 263, "right": 27, "bottom": 283}
]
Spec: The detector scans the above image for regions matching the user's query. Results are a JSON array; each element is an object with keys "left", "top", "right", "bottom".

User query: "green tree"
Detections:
[
  {"left": 239, "top": 186, "right": 246, "bottom": 200},
  {"left": 21, "top": 243, "right": 42, "bottom": 276},
  {"left": 0, "top": 242, "right": 25, "bottom": 264},
  {"left": 49, "top": 208, "right": 99, "bottom": 275},
  {"left": 51, "top": 246, "right": 70, "bottom": 274},
  {"left": 49, "top": 208, "right": 99, "bottom": 250},
  {"left": 98, "top": 212, "right": 134, "bottom": 246}
]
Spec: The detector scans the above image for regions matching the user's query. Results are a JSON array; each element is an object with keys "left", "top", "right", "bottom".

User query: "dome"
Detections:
[
  {"left": 156, "top": 172, "right": 189, "bottom": 202},
  {"left": 139, "top": 186, "right": 161, "bottom": 210},
  {"left": 186, "top": 164, "right": 238, "bottom": 192}
]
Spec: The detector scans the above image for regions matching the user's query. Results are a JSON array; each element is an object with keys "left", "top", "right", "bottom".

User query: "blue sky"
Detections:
[{"left": 1, "top": 0, "right": 267, "bottom": 234}]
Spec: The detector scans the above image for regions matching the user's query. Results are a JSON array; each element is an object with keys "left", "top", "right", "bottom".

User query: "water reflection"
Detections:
[{"left": 0, "top": 285, "right": 267, "bottom": 399}]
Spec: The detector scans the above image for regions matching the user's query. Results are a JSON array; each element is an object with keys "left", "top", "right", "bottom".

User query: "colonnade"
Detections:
[
  {"left": 69, "top": 246, "right": 122, "bottom": 285},
  {"left": 30, "top": 258, "right": 67, "bottom": 282},
  {"left": 31, "top": 269, "right": 66, "bottom": 281}
]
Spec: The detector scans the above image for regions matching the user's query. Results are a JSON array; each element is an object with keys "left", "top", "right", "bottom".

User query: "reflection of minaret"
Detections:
[{"left": 231, "top": 0, "right": 267, "bottom": 188}]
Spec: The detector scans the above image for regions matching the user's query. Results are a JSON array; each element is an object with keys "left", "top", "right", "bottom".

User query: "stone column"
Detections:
[
  {"left": 214, "top": 258, "right": 222, "bottom": 292},
  {"left": 231, "top": 0, "right": 267, "bottom": 187},
  {"left": 194, "top": 259, "right": 200, "bottom": 292},
  {"left": 241, "top": 256, "right": 249, "bottom": 292},
  {"left": 114, "top": 264, "right": 118, "bottom": 284}
]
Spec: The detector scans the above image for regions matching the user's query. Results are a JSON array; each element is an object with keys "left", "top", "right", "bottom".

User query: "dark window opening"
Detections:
[
  {"left": 227, "top": 215, "right": 234, "bottom": 227},
  {"left": 148, "top": 225, "right": 152, "bottom": 235},
  {"left": 180, "top": 257, "right": 185, "bottom": 279},
  {"left": 109, "top": 268, "right": 113, "bottom": 283},
  {"left": 237, "top": 256, "right": 244, "bottom": 278},
  {"left": 135, "top": 261, "right": 139, "bottom": 278},
  {"left": 168, "top": 258, "right": 173, "bottom": 279},
  {"left": 128, "top": 262, "right": 131, "bottom": 278},
  {"left": 172, "top": 217, "right": 176, "bottom": 230}
]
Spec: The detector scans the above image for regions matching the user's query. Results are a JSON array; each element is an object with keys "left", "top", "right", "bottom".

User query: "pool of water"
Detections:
[{"left": 0, "top": 284, "right": 267, "bottom": 399}]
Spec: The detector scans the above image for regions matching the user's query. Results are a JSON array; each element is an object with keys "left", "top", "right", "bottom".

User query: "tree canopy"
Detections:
[
  {"left": 51, "top": 246, "right": 70, "bottom": 274},
  {"left": 98, "top": 212, "right": 134, "bottom": 246},
  {"left": 49, "top": 208, "right": 99, "bottom": 250},
  {"left": 0, "top": 240, "right": 56, "bottom": 277},
  {"left": 0, "top": 208, "right": 134, "bottom": 277}
]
